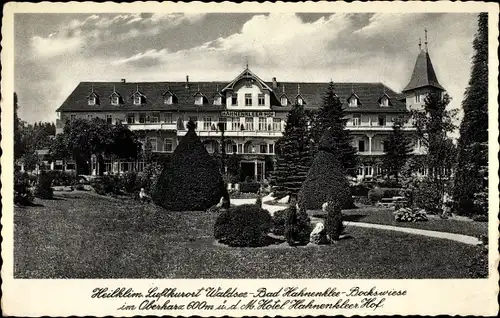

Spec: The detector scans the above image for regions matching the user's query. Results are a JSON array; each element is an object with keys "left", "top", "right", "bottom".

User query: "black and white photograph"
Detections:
[{"left": 2, "top": 2, "right": 498, "bottom": 317}]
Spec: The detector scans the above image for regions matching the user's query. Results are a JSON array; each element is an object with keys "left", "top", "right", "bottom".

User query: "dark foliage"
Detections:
[
  {"left": 271, "top": 208, "right": 287, "bottom": 236},
  {"left": 239, "top": 182, "right": 260, "bottom": 193},
  {"left": 309, "top": 82, "right": 358, "bottom": 176},
  {"left": 122, "top": 171, "right": 139, "bottom": 194},
  {"left": 325, "top": 200, "right": 343, "bottom": 241},
  {"left": 214, "top": 204, "right": 272, "bottom": 247},
  {"left": 368, "top": 187, "right": 384, "bottom": 204},
  {"left": 91, "top": 175, "right": 122, "bottom": 195},
  {"left": 467, "top": 243, "right": 488, "bottom": 278},
  {"left": 453, "top": 13, "right": 489, "bottom": 216},
  {"left": 298, "top": 133, "right": 350, "bottom": 210},
  {"left": 272, "top": 102, "right": 313, "bottom": 197},
  {"left": 413, "top": 178, "right": 443, "bottom": 214},
  {"left": 14, "top": 171, "right": 34, "bottom": 206},
  {"left": 152, "top": 121, "right": 225, "bottom": 211},
  {"left": 46, "top": 171, "right": 79, "bottom": 186},
  {"left": 34, "top": 171, "right": 54, "bottom": 199},
  {"left": 382, "top": 119, "right": 413, "bottom": 181}
]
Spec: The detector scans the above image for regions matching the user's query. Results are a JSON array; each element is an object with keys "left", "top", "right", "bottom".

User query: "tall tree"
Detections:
[
  {"left": 310, "top": 82, "right": 358, "bottom": 176},
  {"left": 412, "top": 92, "right": 458, "bottom": 200},
  {"left": 14, "top": 93, "right": 25, "bottom": 160},
  {"left": 272, "top": 101, "right": 313, "bottom": 198},
  {"left": 453, "top": 13, "right": 489, "bottom": 216},
  {"left": 382, "top": 119, "right": 414, "bottom": 182}
]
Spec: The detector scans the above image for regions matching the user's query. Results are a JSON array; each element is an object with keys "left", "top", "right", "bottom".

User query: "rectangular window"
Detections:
[
  {"left": 149, "top": 138, "right": 157, "bottom": 152},
  {"left": 231, "top": 94, "right": 238, "bottom": 106},
  {"left": 358, "top": 140, "right": 365, "bottom": 152},
  {"left": 88, "top": 97, "right": 96, "bottom": 106},
  {"left": 164, "top": 138, "right": 173, "bottom": 152},
  {"left": 381, "top": 97, "right": 389, "bottom": 107},
  {"left": 353, "top": 114, "right": 361, "bottom": 126},
  {"left": 134, "top": 96, "right": 141, "bottom": 105},
  {"left": 273, "top": 118, "right": 281, "bottom": 131},
  {"left": 164, "top": 95, "right": 173, "bottom": 105},
  {"left": 232, "top": 144, "right": 238, "bottom": 154},
  {"left": 164, "top": 112, "right": 172, "bottom": 123},
  {"left": 139, "top": 113, "right": 147, "bottom": 124},
  {"left": 269, "top": 144, "right": 274, "bottom": 154},
  {"left": 415, "top": 94, "right": 421, "bottom": 103},
  {"left": 245, "top": 117, "right": 254, "bottom": 130},
  {"left": 349, "top": 98, "right": 358, "bottom": 107},
  {"left": 281, "top": 97, "right": 287, "bottom": 106},
  {"left": 204, "top": 117, "right": 212, "bottom": 130},
  {"left": 378, "top": 115, "right": 386, "bottom": 126},
  {"left": 237, "top": 144, "right": 243, "bottom": 154},
  {"left": 151, "top": 112, "right": 160, "bottom": 123},
  {"left": 111, "top": 96, "right": 120, "bottom": 105},
  {"left": 260, "top": 144, "right": 267, "bottom": 154},
  {"left": 297, "top": 97, "right": 303, "bottom": 106},
  {"left": 245, "top": 93, "right": 252, "bottom": 106},
  {"left": 106, "top": 114, "right": 113, "bottom": 124},
  {"left": 258, "top": 94, "right": 265, "bottom": 106},
  {"left": 258, "top": 117, "right": 266, "bottom": 131}
]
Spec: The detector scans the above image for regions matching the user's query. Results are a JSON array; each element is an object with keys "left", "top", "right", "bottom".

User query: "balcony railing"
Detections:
[
  {"left": 346, "top": 124, "right": 416, "bottom": 131},
  {"left": 127, "top": 123, "right": 177, "bottom": 131},
  {"left": 177, "top": 129, "right": 283, "bottom": 138}
]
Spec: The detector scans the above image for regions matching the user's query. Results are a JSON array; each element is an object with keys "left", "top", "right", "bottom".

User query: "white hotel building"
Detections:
[{"left": 55, "top": 47, "right": 444, "bottom": 181}]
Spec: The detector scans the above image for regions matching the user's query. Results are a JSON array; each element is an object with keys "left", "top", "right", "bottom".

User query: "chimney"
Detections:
[
  {"left": 121, "top": 79, "right": 126, "bottom": 83},
  {"left": 185, "top": 75, "right": 190, "bottom": 89},
  {"left": 272, "top": 77, "right": 277, "bottom": 89}
]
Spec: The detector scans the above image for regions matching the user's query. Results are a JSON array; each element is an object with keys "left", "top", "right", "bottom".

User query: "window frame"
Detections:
[
  {"left": 258, "top": 94, "right": 265, "bottom": 106},
  {"left": 245, "top": 117, "right": 254, "bottom": 131},
  {"left": 164, "top": 138, "right": 173, "bottom": 153},
  {"left": 352, "top": 114, "right": 361, "bottom": 126},
  {"left": 231, "top": 94, "right": 238, "bottom": 106},
  {"left": 245, "top": 93, "right": 252, "bottom": 106}
]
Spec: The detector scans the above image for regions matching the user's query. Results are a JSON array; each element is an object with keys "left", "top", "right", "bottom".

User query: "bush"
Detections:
[
  {"left": 153, "top": 123, "right": 225, "bottom": 211},
  {"left": 325, "top": 200, "right": 343, "bottom": 241},
  {"left": 214, "top": 204, "right": 272, "bottom": 247},
  {"left": 393, "top": 208, "right": 428, "bottom": 222},
  {"left": 472, "top": 214, "right": 488, "bottom": 222},
  {"left": 122, "top": 171, "right": 138, "bottom": 194},
  {"left": 350, "top": 184, "right": 370, "bottom": 197},
  {"left": 467, "top": 244, "right": 488, "bottom": 278},
  {"left": 141, "top": 162, "right": 163, "bottom": 193},
  {"left": 271, "top": 209, "right": 287, "bottom": 236},
  {"left": 91, "top": 175, "right": 122, "bottom": 195},
  {"left": 413, "top": 179, "right": 442, "bottom": 214},
  {"left": 298, "top": 149, "right": 350, "bottom": 210},
  {"left": 353, "top": 195, "right": 371, "bottom": 206},
  {"left": 368, "top": 187, "right": 383, "bottom": 204},
  {"left": 381, "top": 188, "right": 403, "bottom": 198},
  {"left": 284, "top": 204, "right": 311, "bottom": 245},
  {"left": 239, "top": 182, "right": 260, "bottom": 194},
  {"left": 47, "top": 171, "right": 78, "bottom": 186},
  {"left": 14, "top": 172, "right": 34, "bottom": 206},
  {"left": 34, "top": 171, "right": 54, "bottom": 199}
]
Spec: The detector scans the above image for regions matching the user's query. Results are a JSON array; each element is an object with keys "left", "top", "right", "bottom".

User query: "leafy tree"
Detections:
[
  {"left": 411, "top": 92, "right": 458, "bottom": 207},
  {"left": 310, "top": 82, "right": 358, "bottom": 176},
  {"left": 453, "top": 13, "right": 489, "bottom": 216},
  {"left": 226, "top": 153, "right": 241, "bottom": 183},
  {"left": 382, "top": 119, "right": 414, "bottom": 182},
  {"left": 272, "top": 102, "right": 313, "bottom": 198},
  {"left": 14, "top": 93, "right": 26, "bottom": 160}
]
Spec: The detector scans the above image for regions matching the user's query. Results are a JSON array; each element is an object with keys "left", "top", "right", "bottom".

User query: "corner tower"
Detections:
[{"left": 402, "top": 30, "right": 445, "bottom": 111}]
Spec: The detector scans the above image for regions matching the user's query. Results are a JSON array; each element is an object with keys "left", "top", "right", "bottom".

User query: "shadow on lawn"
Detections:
[{"left": 312, "top": 213, "right": 368, "bottom": 222}]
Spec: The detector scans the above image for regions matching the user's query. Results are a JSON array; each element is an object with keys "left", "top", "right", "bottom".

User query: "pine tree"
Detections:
[
  {"left": 382, "top": 119, "right": 413, "bottom": 182},
  {"left": 271, "top": 102, "right": 313, "bottom": 198},
  {"left": 310, "top": 82, "right": 358, "bottom": 176},
  {"left": 453, "top": 13, "right": 489, "bottom": 216}
]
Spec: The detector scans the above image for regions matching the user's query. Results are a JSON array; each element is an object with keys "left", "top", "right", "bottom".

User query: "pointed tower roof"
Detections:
[{"left": 403, "top": 49, "right": 445, "bottom": 93}]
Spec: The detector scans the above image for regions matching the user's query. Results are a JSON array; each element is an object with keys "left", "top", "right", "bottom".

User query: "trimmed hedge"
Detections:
[
  {"left": 239, "top": 182, "right": 260, "bottom": 194},
  {"left": 34, "top": 171, "right": 54, "bottom": 199},
  {"left": 325, "top": 201, "right": 343, "bottom": 241},
  {"left": 368, "top": 187, "right": 383, "bottom": 203},
  {"left": 153, "top": 123, "right": 225, "bottom": 211},
  {"left": 46, "top": 171, "right": 78, "bottom": 186},
  {"left": 14, "top": 172, "right": 34, "bottom": 206},
  {"left": 91, "top": 175, "right": 122, "bottom": 195},
  {"left": 298, "top": 150, "right": 350, "bottom": 210},
  {"left": 214, "top": 204, "right": 272, "bottom": 247},
  {"left": 271, "top": 208, "right": 287, "bottom": 236},
  {"left": 413, "top": 179, "right": 443, "bottom": 214}
]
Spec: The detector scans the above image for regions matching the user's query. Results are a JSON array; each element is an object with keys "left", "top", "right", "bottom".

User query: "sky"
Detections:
[{"left": 14, "top": 12, "right": 479, "bottom": 125}]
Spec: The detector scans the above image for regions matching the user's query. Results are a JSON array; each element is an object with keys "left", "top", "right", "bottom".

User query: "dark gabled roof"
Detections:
[
  {"left": 403, "top": 50, "right": 445, "bottom": 92},
  {"left": 56, "top": 80, "right": 407, "bottom": 113},
  {"left": 267, "top": 82, "right": 406, "bottom": 113}
]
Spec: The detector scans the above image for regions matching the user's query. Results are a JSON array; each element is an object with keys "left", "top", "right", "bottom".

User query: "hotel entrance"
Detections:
[{"left": 239, "top": 160, "right": 265, "bottom": 182}]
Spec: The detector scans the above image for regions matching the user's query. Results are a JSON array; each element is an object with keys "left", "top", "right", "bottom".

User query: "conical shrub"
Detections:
[
  {"left": 298, "top": 133, "right": 351, "bottom": 210},
  {"left": 152, "top": 121, "right": 225, "bottom": 211}
]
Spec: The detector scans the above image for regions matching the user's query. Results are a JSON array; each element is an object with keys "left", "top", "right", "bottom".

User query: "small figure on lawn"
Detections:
[
  {"left": 309, "top": 222, "right": 328, "bottom": 245},
  {"left": 139, "top": 188, "right": 151, "bottom": 203},
  {"left": 441, "top": 192, "right": 452, "bottom": 219}
]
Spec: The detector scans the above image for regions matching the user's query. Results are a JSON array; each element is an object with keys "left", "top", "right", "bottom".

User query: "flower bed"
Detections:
[{"left": 393, "top": 207, "right": 428, "bottom": 222}]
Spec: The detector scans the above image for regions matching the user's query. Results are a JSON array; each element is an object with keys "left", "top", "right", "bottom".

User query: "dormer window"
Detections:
[
  {"left": 348, "top": 94, "right": 360, "bottom": 107},
  {"left": 380, "top": 96, "right": 389, "bottom": 107},
  {"left": 214, "top": 96, "right": 222, "bottom": 106},
  {"left": 111, "top": 95, "right": 120, "bottom": 106},
  {"left": 134, "top": 95, "right": 142, "bottom": 105},
  {"left": 164, "top": 95, "right": 173, "bottom": 105},
  {"left": 195, "top": 96, "right": 203, "bottom": 105},
  {"left": 281, "top": 97, "right": 288, "bottom": 106},
  {"left": 88, "top": 95, "right": 99, "bottom": 106}
]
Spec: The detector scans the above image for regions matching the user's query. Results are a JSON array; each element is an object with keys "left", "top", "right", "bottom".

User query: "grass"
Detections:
[
  {"left": 14, "top": 191, "right": 485, "bottom": 279},
  {"left": 311, "top": 207, "right": 488, "bottom": 238}
]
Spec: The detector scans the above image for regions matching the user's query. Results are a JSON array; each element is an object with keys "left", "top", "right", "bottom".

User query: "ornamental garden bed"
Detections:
[{"left": 14, "top": 191, "right": 485, "bottom": 279}]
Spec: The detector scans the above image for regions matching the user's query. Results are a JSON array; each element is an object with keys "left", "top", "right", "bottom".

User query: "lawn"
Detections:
[
  {"left": 321, "top": 207, "right": 488, "bottom": 238},
  {"left": 14, "top": 191, "right": 484, "bottom": 279}
]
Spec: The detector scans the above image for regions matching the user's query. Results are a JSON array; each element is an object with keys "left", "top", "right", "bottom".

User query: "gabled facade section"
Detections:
[
  {"left": 279, "top": 84, "right": 289, "bottom": 106},
  {"left": 87, "top": 86, "right": 99, "bottom": 106},
  {"left": 213, "top": 85, "right": 224, "bottom": 106},
  {"left": 378, "top": 93, "right": 392, "bottom": 107},
  {"left": 295, "top": 84, "right": 306, "bottom": 106},
  {"left": 193, "top": 86, "right": 208, "bottom": 105}
]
